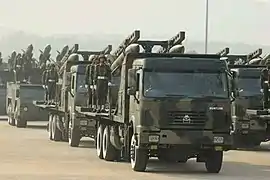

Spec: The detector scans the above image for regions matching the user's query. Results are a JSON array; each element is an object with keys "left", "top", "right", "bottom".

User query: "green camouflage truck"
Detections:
[
  {"left": 33, "top": 44, "right": 113, "bottom": 145},
  {"left": 74, "top": 31, "right": 232, "bottom": 173},
  {"left": 77, "top": 52, "right": 233, "bottom": 173},
  {"left": 230, "top": 65, "right": 267, "bottom": 147}
]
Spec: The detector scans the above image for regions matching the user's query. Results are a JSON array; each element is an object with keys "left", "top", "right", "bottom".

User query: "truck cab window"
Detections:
[
  {"left": 71, "top": 76, "right": 75, "bottom": 90},
  {"left": 136, "top": 73, "right": 140, "bottom": 91}
]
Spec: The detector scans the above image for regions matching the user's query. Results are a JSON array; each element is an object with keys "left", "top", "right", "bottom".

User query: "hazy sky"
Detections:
[{"left": 0, "top": 0, "right": 269, "bottom": 44}]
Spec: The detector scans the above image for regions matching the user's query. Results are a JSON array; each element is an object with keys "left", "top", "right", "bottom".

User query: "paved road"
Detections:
[{"left": 0, "top": 120, "right": 270, "bottom": 180}]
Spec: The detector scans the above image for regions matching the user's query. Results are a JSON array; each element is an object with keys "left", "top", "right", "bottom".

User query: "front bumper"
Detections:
[{"left": 137, "top": 129, "right": 232, "bottom": 151}]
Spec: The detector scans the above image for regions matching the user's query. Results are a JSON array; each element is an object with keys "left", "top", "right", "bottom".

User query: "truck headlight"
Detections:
[
  {"left": 80, "top": 120, "right": 88, "bottom": 126},
  {"left": 23, "top": 107, "right": 28, "bottom": 111},
  {"left": 148, "top": 135, "right": 159, "bottom": 143},
  {"left": 213, "top": 136, "right": 224, "bottom": 144},
  {"left": 241, "top": 123, "right": 249, "bottom": 129}
]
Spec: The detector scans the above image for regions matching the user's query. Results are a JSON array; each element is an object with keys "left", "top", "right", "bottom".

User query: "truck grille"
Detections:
[{"left": 168, "top": 111, "right": 207, "bottom": 128}]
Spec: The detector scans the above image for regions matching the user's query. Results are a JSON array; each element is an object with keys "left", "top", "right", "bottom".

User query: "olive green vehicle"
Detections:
[
  {"left": 6, "top": 82, "right": 48, "bottom": 127},
  {"left": 72, "top": 31, "right": 232, "bottom": 173},
  {"left": 78, "top": 52, "right": 233, "bottom": 173},
  {"left": 33, "top": 44, "right": 113, "bottom": 146},
  {"left": 220, "top": 48, "right": 270, "bottom": 148},
  {"left": 6, "top": 45, "right": 49, "bottom": 127},
  {"left": 230, "top": 65, "right": 267, "bottom": 147}
]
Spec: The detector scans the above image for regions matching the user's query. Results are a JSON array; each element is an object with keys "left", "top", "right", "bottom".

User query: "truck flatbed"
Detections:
[
  {"left": 75, "top": 106, "right": 110, "bottom": 118},
  {"left": 33, "top": 100, "right": 57, "bottom": 109},
  {"left": 246, "top": 109, "right": 270, "bottom": 116}
]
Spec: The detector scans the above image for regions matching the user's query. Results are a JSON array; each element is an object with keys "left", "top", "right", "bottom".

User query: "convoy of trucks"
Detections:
[{"left": 1, "top": 29, "right": 270, "bottom": 174}]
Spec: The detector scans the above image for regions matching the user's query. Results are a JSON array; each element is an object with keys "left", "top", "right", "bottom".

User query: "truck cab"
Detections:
[
  {"left": 47, "top": 58, "right": 97, "bottom": 146},
  {"left": 6, "top": 82, "right": 48, "bottom": 127},
  {"left": 230, "top": 66, "right": 267, "bottom": 147},
  {"left": 113, "top": 53, "right": 232, "bottom": 173}
]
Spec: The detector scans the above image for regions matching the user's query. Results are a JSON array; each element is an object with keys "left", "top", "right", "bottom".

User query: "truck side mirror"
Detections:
[
  {"left": 127, "top": 88, "right": 136, "bottom": 96},
  {"left": 127, "top": 69, "right": 137, "bottom": 96}
]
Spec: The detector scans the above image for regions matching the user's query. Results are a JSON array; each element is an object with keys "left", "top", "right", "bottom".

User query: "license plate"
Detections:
[
  {"left": 241, "top": 123, "right": 249, "bottom": 129},
  {"left": 148, "top": 135, "right": 159, "bottom": 143},
  {"left": 80, "top": 120, "right": 88, "bottom": 126},
  {"left": 213, "top": 136, "right": 224, "bottom": 144}
]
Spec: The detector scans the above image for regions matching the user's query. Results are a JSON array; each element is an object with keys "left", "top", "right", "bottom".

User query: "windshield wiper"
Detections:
[
  {"left": 165, "top": 94, "right": 187, "bottom": 97},
  {"left": 193, "top": 95, "right": 227, "bottom": 99}
]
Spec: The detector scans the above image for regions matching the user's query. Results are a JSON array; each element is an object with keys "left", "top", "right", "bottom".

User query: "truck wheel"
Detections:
[
  {"left": 205, "top": 151, "right": 223, "bottom": 173},
  {"left": 52, "top": 115, "right": 61, "bottom": 141},
  {"left": 16, "top": 118, "right": 27, "bottom": 128},
  {"left": 48, "top": 115, "right": 53, "bottom": 140},
  {"left": 69, "top": 126, "right": 81, "bottom": 147},
  {"left": 130, "top": 134, "right": 148, "bottom": 172},
  {"left": 102, "top": 126, "right": 120, "bottom": 161},
  {"left": 7, "top": 105, "right": 15, "bottom": 126},
  {"left": 96, "top": 124, "right": 104, "bottom": 159}
]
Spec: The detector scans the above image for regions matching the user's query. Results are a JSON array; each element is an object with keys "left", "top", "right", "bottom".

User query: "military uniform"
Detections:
[
  {"left": 15, "top": 53, "right": 24, "bottom": 82},
  {"left": 85, "top": 63, "right": 93, "bottom": 108},
  {"left": 42, "top": 64, "right": 50, "bottom": 102},
  {"left": 0, "top": 52, "right": 2, "bottom": 66},
  {"left": 9, "top": 51, "right": 17, "bottom": 71},
  {"left": 45, "top": 64, "right": 58, "bottom": 104},
  {"left": 24, "top": 55, "right": 33, "bottom": 82},
  {"left": 94, "top": 55, "right": 111, "bottom": 112},
  {"left": 260, "top": 68, "right": 270, "bottom": 108}
]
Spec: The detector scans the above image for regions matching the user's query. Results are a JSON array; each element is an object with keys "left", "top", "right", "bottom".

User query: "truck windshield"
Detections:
[
  {"left": 238, "top": 77, "right": 261, "bottom": 96},
  {"left": 143, "top": 71, "right": 228, "bottom": 98}
]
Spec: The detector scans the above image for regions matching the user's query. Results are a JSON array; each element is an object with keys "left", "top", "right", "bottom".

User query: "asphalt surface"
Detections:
[{"left": 0, "top": 118, "right": 270, "bottom": 180}]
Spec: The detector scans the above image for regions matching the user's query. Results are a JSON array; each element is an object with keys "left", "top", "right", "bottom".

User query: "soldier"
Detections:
[
  {"left": 8, "top": 51, "right": 16, "bottom": 71},
  {"left": 85, "top": 63, "right": 92, "bottom": 109},
  {"left": 91, "top": 56, "right": 100, "bottom": 112},
  {"left": 94, "top": 55, "right": 111, "bottom": 112},
  {"left": 0, "top": 52, "right": 2, "bottom": 66},
  {"left": 15, "top": 53, "right": 23, "bottom": 82},
  {"left": 45, "top": 63, "right": 58, "bottom": 105},
  {"left": 24, "top": 54, "right": 33, "bottom": 83},
  {"left": 260, "top": 68, "right": 269, "bottom": 108},
  {"left": 42, "top": 64, "right": 50, "bottom": 103}
]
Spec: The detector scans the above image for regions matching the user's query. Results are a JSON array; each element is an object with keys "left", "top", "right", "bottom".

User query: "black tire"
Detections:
[
  {"left": 205, "top": 151, "right": 223, "bottom": 173},
  {"left": 15, "top": 107, "right": 27, "bottom": 128},
  {"left": 48, "top": 114, "right": 53, "bottom": 140},
  {"left": 130, "top": 134, "right": 148, "bottom": 172},
  {"left": 96, "top": 124, "right": 104, "bottom": 159},
  {"left": 102, "top": 126, "right": 120, "bottom": 161},
  {"left": 16, "top": 117, "right": 27, "bottom": 128},
  {"left": 52, "top": 115, "right": 62, "bottom": 141},
  {"left": 69, "top": 126, "right": 81, "bottom": 147},
  {"left": 7, "top": 105, "right": 15, "bottom": 126}
]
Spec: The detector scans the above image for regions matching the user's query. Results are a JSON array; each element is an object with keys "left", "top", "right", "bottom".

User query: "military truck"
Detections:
[
  {"left": 33, "top": 44, "right": 113, "bottom": 144},
  {"left": 221, "top": 48, "right": 269, "bottom": 147},
  {"left": 6, "top": 45, "right": 48, "bottom": 128},
  {"left": 34, "top": 31, "right": 232, "bottom": 173},
  {"left": 77, "top": 53, "right": 232, "bottom": 173},
  {"left": 76, "top": 31, "right": 232, "bottom": 173}
]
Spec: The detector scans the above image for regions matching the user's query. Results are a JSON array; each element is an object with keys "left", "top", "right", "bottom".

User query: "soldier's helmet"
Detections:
[{"left": 98, "top": 54, "right": 106, "bottom": 63}]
